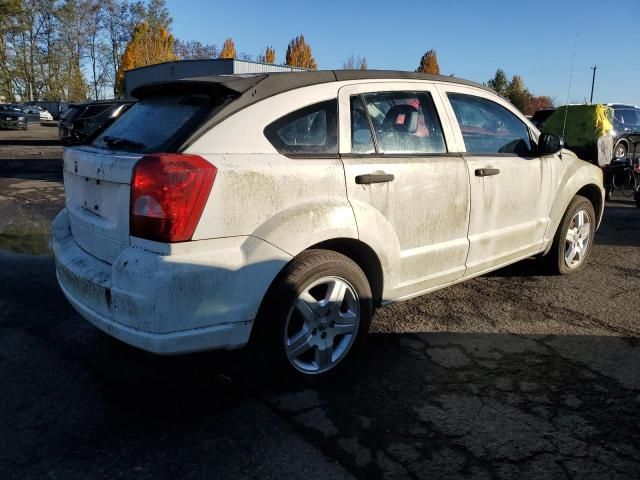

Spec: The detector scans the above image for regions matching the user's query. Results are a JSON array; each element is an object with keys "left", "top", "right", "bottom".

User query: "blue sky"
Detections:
[{"left": 166, "top": 0, "right": 640, "bottom": 106}]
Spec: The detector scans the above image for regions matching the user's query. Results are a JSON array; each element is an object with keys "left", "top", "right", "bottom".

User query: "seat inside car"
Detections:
[{"left": 381, "top": 104, "right": 419, "bottom": 133}]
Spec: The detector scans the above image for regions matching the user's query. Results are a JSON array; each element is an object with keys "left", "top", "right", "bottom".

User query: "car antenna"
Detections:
[{"left": 561, "top": 33, "right": 579, "bottom": 160}]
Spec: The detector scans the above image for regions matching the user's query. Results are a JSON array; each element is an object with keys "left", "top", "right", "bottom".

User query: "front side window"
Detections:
[
  {"left": 615, "top": 108, "right": 640, "bottom": 126},
  {"left": 448, "top": 93, "right": 532, "bottom": 155},
  {"left": 264, "top": 99, "right": 338, "bottom": 155},
  {"left": 359, "top": 91, "right": 447, "bottom": 154}
]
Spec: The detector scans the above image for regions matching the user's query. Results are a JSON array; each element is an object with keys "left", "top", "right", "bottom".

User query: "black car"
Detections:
[
  {"left": 59, "top": 100, "right": 134, "bottom": 146},
  {"left": 531, "top": 108, "right": 556, "bottom": 130},
  {"left": 608, "top": 104, "right": 640, "bottom": 159},
  {"left": 0, "top": 104, "right": 27, "bottom": 130}
]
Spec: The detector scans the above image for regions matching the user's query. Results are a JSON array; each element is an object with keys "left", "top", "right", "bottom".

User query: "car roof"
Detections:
[{"left": 607, "top": 103, "right": 639, "bottom": 109}]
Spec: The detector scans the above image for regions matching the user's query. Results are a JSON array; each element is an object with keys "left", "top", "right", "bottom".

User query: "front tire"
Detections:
[
  {"left": 251, "top": 249, "right": 373, "bottom": 381},
  {"left": 544, "top": 195, "right": 596, "bottom": 275},
  {"left": 614, "top": 141, "right": 627, "bottom": 160}
]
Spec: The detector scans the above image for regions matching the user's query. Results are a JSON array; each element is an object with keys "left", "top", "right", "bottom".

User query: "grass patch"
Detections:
[{"left": 0, "top": 224, "right": 51, "bottom": 255}]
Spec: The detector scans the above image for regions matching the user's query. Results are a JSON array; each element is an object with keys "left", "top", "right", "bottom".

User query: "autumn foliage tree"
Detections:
[
  {"left": 488, "top": 69, "right": 554, "bottom": 115},
  {"left": 285, "top": 35, "right": 317, "bottom": 69},
  {"left": 116, "top": 21, "right": 176, "bottom": 95},
  {"left": 416, "top": 49, "right": 440, "bottom": 74},
  {"left": 260, "top": 46, "right": 275, "bottom": 64},
  {"left": 219, "top": 37, "right": 236, "bottom": 59}
]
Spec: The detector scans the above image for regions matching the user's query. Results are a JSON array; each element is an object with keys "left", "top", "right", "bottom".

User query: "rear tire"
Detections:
[
  {"left": 250, "top": 249, "right": 373, "bottom": 383},
  {"left": 543, "top": 195, "right": 596, "bottom": 275}
]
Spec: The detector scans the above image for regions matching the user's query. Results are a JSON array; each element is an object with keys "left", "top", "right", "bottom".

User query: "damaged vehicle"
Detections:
[{"left": 53, "top": 71, "right": 604, "bottom": 379}]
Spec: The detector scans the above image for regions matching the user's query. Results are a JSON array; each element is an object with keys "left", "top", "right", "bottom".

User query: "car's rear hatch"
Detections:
[{"left": 63, "top": 79, "right": 259, "bottom": 264}]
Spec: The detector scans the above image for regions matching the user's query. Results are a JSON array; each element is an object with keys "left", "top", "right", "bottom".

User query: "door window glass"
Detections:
[
  {"left": 264, "top": 99, "right": 338, "bottom": 155},
  {"left": 447, "top": 93, "right": 532, "bottom": 155},
  {"left": 360, "top": 91, "right": 447, "bottom": 154}
]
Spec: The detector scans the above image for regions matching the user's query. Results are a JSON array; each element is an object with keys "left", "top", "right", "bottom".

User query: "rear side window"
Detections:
[
  {"left": 447, "top": 93, "right": 532, "bottom": 155},
  {"left": 360, "top": 91, "right": 447, "bottom": 154},
  {"left": 264, "top": 100, "right": 338, "bottom": 155},
  {"left": 93, "top": 94, "right": 213, "bottom": 153}
]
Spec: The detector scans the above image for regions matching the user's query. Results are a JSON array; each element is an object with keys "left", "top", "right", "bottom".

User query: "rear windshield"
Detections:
[
  {"left": 62, "top": 105, "right": 84, "bottom": 121},
  {"left": 92, "top": 93, "right": 215, "bottom": 153}
]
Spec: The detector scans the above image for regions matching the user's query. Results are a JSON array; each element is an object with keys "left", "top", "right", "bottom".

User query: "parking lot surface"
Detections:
[{"left": 1, "top": 126, "right": 639, "bottom": 479}]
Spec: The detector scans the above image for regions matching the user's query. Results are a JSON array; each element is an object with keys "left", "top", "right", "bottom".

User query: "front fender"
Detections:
[{"left": 544, "top": 156, "right": 604, "bottom": 253}]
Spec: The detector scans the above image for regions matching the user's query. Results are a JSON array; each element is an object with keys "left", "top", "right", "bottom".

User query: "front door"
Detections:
[
  {"left": 439, "top": 86, "right": 552, "bottom": 276},
  {"left": 338, "top": 83, "right": 470, "bottom": 301}
]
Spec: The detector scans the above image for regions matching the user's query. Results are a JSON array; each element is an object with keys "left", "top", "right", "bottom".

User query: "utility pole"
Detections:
[{"left": 590, "top": 65, "right": 597, "bottom": 104}]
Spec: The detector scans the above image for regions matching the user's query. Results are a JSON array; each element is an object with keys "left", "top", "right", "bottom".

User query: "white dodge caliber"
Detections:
[{"left": 53, "top": 71, "right": 604, "bottom": 379}]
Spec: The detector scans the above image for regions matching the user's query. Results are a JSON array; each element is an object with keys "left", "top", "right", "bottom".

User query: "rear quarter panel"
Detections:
[{"left": 186, "top": 84, "right": 359, "bottom": 256}]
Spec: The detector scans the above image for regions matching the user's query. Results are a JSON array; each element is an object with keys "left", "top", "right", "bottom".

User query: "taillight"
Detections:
[{"left": 130, "top": 153, "right": 216, "bottom": 243}]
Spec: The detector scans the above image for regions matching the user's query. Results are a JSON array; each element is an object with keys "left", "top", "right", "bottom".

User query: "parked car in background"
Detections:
[
  {"left": 608, "top": 103, "right": 640, "bottom": 159},
  {"left": 58, "top": 100, "right": 134, "bottom": 146},
  {"left": 53, "top": 71, "right": 604, "bottom": 380},
  {"left": 0, "top": 104, "right": 27, "bottom": 129},
  {"left": 22, "top": 104, "right": 53, "bottom": 121},
  {"left": 531, "top": 107, "right": 556, "bottom": 130}
]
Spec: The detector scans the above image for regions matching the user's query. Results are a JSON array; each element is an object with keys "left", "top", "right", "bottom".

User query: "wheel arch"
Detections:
[
  {"left": 543, "top": 183, "right": 604, "bottom": 256},
  {"left": 576, "top": 183, "right": 604, "bottom": 228},
  {"left": 309, "top": 238, "right": 384, "bottom": 308}
]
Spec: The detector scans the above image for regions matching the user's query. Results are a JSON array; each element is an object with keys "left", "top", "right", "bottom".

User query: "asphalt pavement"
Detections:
[{"left": 0, "top": 126, "right": 638, "bottom": 479}]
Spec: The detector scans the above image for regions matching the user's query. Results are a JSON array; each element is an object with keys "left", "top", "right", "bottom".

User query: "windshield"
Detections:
[{"left": 93, "top": 93, "right": 215, "bottom": 153}]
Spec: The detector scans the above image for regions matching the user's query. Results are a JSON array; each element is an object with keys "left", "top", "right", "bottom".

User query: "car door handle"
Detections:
[
  {"left": 475, "top": 168, "right": 500, "bottom": 177},
  {"left": 355, "top": 172, "right": 395, "bottom": 184}
]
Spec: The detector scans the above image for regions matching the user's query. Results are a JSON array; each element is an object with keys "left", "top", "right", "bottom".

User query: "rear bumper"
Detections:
[{"left": 53, "top": 209, "right": 290, "bottom": 354}]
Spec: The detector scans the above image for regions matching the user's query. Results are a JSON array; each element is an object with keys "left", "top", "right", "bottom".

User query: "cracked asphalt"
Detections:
[{"left": 1, "top": 126, "right": 639, "bottom": 479}]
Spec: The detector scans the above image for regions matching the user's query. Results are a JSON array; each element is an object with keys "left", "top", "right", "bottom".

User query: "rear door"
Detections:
[
  {"left": 438, "top": 85, "right": 551, "bottom": 276},
  {"left": 64, "top": 92, "right": 218, "bottom": 264},
  {"left": 338, "top": 82, "right": 470, "bottom": 300}
]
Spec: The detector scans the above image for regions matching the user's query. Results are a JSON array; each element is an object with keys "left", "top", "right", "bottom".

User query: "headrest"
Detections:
[{"left": 382, "top": 104, "right": 419, "bottom": 133}]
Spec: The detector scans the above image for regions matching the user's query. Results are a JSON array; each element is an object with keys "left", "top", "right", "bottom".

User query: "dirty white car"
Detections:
[{"left": 53, "top": 71, "right": 604, "bottom": 379}]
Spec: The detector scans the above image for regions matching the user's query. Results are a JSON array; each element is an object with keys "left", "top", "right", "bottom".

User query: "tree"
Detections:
[
  {"left": 528, "top": 95, "right": 554, "bottom": 114},
  {"left": 285, "top": 34, "right": 317, "bottom": 69},
  {"left": 506, "top": 75, "right": 531, "bottom": 113},
  {"left": 103, "top": 0, "right": 136, "bottom": 97},
  {"left": 416, "top": 49, "right": 439, "bottom": 74},
  {"left": 219, "top": 37, "right": 235, "bottom": 59},
  {"left": 115, "top": 21, "right": 176, "bottom": 95},
  {"left": 487, "top": 68, "right": 508, "bottom": 96},
  {"left": 130, "top": 0, "right": 171, "bottom": 30},
  {"left": 85, "top": 1, "right": 112, "bottom": 100},
  {"left": 174, "top": 39, "right": 218, "bottom": 59},
  {"left": 342, "top": 54, "right": 367, "bottom": 70},
  {"left": 259, "top": 45, "right": 275, "bottom": 64}
]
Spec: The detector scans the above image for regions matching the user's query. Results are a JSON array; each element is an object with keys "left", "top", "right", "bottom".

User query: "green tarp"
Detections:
[{"left": 543, "top": 104, "right": 614, "bottom": 147}]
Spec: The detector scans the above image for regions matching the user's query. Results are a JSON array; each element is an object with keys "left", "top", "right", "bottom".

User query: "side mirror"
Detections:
[{"left": 537, "top": 133, "right": 564, "bottom": 156}]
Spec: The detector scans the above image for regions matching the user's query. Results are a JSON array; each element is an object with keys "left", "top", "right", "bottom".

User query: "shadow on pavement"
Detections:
[
  {"left": 0, "top": 139, "right": 60, "bottom": 146},
  {"left": 0, "top": 159, "right": 62, "bottom": 182}
]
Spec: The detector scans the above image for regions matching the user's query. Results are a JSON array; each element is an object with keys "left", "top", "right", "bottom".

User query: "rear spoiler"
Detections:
[{"left": 130, "top": 75, "right": 268, "bottom": 99}]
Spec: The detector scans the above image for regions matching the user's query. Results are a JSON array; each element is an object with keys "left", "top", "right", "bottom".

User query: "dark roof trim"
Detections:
[
  {"left": 132, "top": 70, "right": 493, "bottom": 100},
  {"left": 129, "top": 70, "right": 495, "bottom": 151}
]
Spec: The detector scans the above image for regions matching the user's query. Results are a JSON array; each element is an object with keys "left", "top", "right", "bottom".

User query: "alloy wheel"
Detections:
[
  {"left": 283, "top": 276, "right": 360, "bottom": 375},
  {"left": 564, "top": 209, "right": 591, "bottom": 268}
]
